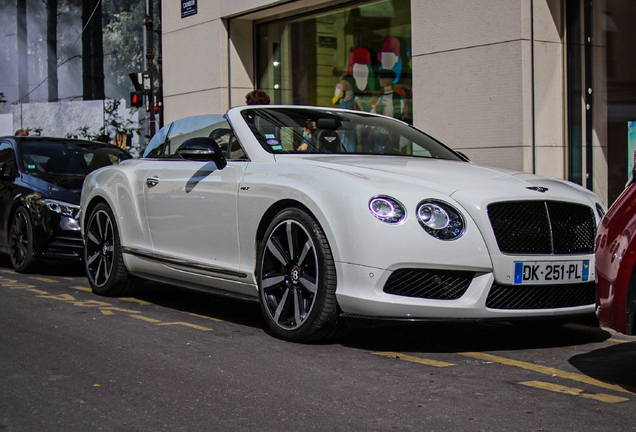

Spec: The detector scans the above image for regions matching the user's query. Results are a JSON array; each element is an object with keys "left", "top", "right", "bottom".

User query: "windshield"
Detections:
[
  {"left": 20, "top": 140, "right": 131, "bottom": 176},
  {"left": 241, "top": 107, "right": 463, "bottom": 160}
]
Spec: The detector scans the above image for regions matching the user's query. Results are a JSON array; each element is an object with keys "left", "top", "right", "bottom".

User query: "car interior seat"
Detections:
[{"left": 313, "top": 129, "right": 342, "bottom": 153}]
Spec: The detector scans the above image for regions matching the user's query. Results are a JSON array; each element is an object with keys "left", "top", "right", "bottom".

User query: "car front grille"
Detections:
[
  {"left": 43, "top": 233, "right": 83, "bottom": 259},
  {"left": 487, "top": 201, "right": 595, "bottom": 255},
  {"left": 383, "top": 269, "right": 474, "bottom": 300},
  {"left": 485, "top": 282, "right": 595, "bottom": 309}
]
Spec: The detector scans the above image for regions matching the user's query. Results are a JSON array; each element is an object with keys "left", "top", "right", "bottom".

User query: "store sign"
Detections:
[
  {"left": 182, "top": 0, "right": 197, "bottom": 18},
  {"left": 319, "top": 36, "right": 337, "bottom": 48}
]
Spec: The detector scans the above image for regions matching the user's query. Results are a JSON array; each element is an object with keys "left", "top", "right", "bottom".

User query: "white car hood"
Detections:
[{"left": 283, "top": 155, "right": 598, "bottom": 206}]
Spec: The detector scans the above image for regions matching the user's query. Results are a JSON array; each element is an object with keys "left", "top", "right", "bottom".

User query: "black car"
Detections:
[{"left": 0, "top": 136, "right": 132, "bottom": 272}]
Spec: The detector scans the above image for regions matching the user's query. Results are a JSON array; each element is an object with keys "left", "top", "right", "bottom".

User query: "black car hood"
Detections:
[{"left": 20, "top": 172, "right": 83, "bottom": 204}]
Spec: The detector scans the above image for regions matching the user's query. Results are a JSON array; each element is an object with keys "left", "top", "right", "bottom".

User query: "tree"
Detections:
[
  {"left": 82, "top": 0, "right": 105, "bottom": 100},
  {"left": 103, "top": 1, "right": 158, "bottom": 101},
  {"left": 46, "top": 0, "right": 59, "bottom": 102},
  {"left": 17, "top": 0, "right": 29, "bottom": 103}
]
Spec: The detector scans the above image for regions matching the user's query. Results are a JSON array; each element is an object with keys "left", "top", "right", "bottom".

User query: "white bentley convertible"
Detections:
[{"left": 80, "top": 106, "right": 605, "bottom": 342}]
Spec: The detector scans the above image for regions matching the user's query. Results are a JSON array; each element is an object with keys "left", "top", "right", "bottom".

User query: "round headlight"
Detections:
[
  {"left": 416, "top": 199, "right": 465, "bottom": 240},
  {"left": 417, "top": 203, "right": 449, "bottom": 230},
  {"left": 369, "top": 196, "right": 406, "bottom": 224}
]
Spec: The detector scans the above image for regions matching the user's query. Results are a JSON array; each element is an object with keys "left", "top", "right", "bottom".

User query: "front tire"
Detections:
[
  {"left": 8, "top": 207, "right": 37, "bottom": 273},
  {"left": 257, "top": 208, "right": 342, "bottom": 342},
  {"left": 84, "top": 203, "right": 141, "bottom": 296}
]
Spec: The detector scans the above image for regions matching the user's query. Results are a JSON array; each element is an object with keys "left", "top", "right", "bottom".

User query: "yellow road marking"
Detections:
[
  {"left": 27, "top": 288, "right": 50, "bottom": 295},
  {"left": 373, "top": 352, "right": 456, "bottom": 367},
  {"left": 460, "top": 352, "right": 631, "bottom": 394},
  {"left": 187, "top": 312, "right": 223, "bottom": 322},
  {"left": 100, "top": 307, "right": 141, "bottom": 314},
  {"left": 1, "top": 270, "right": 15, "bottom": 273},
  {"left": 31, "top": 277, "right": 58, "bottom": 283},
  {"left": 520, "top": 381, "right": 629, "bottom": 403},
  {"left": 71, "top": 299, "right": 113, "bottom": 307},
  {"left": 101, "top": 310, "right": 114, "bottom": 316},
  {"left": 129, "top": 315, "right": 161, "bottom": 323},
  {"left": 158, "top": 322, "right": 213, "bottom": 331},
  {"left": 121, "top": 298, "right": 152, "bottom": 305},
  {"left": 37, "top": 293, "right": 76, "bottom": 301},
  {"left": 71, "top": 286, "right": 93, "bottom": 293}
]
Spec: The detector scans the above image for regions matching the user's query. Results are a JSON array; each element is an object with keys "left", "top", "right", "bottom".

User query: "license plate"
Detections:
[{"left": 513, "top": 261, "right": 590, "bottom": 285}]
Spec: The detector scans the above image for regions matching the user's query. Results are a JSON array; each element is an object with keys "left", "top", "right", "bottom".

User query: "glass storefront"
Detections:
[
  {"left": 567, "top": 0, "right": 636, "bottom": 204},
  {"left": 256, "top": 0, "right": 412, "bottom": 123}
]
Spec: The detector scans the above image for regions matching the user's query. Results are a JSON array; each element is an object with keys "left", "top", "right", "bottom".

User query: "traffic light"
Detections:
[{"left": 130, "top": 92, "right": 143, "bottom": 108}]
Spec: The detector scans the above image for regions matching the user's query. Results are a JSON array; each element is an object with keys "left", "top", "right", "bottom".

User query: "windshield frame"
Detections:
[{"left": 240, "top": 107, "right": 465, "bottom": 161}]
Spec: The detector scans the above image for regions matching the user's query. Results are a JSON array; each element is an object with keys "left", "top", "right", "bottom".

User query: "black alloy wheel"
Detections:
[
  {"left": 257, "top": 208, "right": 341, "bottom": 342},
  {"left": 84, "top": 203, "right": 141, "bottom": 296},
  {"left": 8, "top": 207, "right": 36, "bottom": 273}
]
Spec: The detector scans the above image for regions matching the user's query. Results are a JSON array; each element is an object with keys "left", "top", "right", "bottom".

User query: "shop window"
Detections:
[{"left": 256, "top": 0, "right": 412, "bottom": 123}]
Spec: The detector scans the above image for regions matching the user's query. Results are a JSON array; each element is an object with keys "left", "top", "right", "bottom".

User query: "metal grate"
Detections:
[
  {"left": 43, "top": 233, "right": 83, "bottom": 258},
  {"left": 485, "top": 282, "right": 595, "bottom": 309},
  {"left": 383, "top": 269, "right": 474, "bottom": 300},
  {"left": 487, "top": 201, "right": 595, "bottom": 255}
]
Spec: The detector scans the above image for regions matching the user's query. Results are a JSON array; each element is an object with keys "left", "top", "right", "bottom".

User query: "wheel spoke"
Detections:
[
  {"left": 87, "top": 229, "right": 100, "bottom": 245},
  {"left": 286, "top": 221, "right": 294, "bottom": 260},
  {"left": 299, "top": 276, "right": 317, "bottom": 294},
  {"left": 294, "top": 289, "right": 305, "bottom": 325},
  {"left": 297, "top": 240, "right": 313, "bottom": 266},
  {"left": 266, "top": 238, "right": 289, "bottom": 266},
  {"left": 87, "top": 251, "right": 100, "bottom": 266},
  {"left": 274, "top": 288, "right": 291, "bottom": 323},
  {"left": 261, "top": 274, "right": 285, "bottom": 290}
]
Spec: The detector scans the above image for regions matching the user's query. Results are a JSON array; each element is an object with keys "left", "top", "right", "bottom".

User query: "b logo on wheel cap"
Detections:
[{"left": 291, "top": 266, "right": 301, "bottom": 284}]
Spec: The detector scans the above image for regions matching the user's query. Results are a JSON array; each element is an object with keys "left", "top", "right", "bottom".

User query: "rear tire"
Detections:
[
  {"left": 257, "top": 208, "right": 344, "bottom": 342},
  {"left": 84, "top": 203, "right": 142, "bottom": 296},
  {"left": 8, "top": 207, "right": 37, "bottom": 273}
]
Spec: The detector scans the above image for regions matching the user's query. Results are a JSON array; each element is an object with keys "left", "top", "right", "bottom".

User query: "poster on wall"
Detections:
[{"left": 629, "top": 121, "right": 636, "bottom": 179}]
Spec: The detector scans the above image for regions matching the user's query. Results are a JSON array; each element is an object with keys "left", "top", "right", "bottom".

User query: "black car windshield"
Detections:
[
  {"left": 20, "top": 139, "right": 131, "bottom": 176},
  {"left": 241, "top": 107, "right": 463, "bottom": 160}
]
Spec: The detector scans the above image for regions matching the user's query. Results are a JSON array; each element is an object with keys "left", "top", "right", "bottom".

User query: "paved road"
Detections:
[{"left": 1, "top": 257, "right": 635, "bottom": 431}]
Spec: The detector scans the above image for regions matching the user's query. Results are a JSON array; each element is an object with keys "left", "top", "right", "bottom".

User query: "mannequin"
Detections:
[
  {"left": 338, "top": 75, "right": 361, "bottom": 111},
  {"left": 372, "top": 69, "right": 404, "bottom": 121}
]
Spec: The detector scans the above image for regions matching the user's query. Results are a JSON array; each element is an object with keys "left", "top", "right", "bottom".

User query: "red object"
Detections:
[
  {"left": 596, "top": 183, "right": 636, "bottom": 334},
  {"left": 348, "top": 47, "right": 371, "bottom": 74},
  {"left": 377, "top": 36, "right": 400, "bottom": 60}
]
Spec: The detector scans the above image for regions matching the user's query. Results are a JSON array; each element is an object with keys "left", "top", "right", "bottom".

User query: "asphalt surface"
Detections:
[{"left": 1, "top": 256, "right": 636, "bottom": 431}]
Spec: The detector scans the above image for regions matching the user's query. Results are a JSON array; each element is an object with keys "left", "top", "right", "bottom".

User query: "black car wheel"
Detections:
[
  {"left": 257, "top": 208, "right": 342, "bottom": 342},
  {"left": 8, "top": 207, "right": 36, "bottom": 273},
  {"left": 84, "top": 203, "right": 141, "bottom": 296}
]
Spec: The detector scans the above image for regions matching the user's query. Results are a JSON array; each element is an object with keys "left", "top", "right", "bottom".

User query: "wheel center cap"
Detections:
[
  {"left": 102, "top": 243, "right": 109, "bottom": 255},
  {"left": 290, "top": 266, "right": 301, "bottom": 284}
]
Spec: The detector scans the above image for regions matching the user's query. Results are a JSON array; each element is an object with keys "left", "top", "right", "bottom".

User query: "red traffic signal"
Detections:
[{"left": 130, "top": 92, "right": 143, "bottom": 108}]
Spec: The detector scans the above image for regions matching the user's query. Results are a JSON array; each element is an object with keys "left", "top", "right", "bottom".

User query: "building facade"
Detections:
[{"left": 161, "top": 0, "right": 636, "bottom": 205}]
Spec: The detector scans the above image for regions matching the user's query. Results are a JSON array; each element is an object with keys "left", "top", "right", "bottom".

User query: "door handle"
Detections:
[{"left": 146, "top": 176, "right": 160, "bottom": 188}]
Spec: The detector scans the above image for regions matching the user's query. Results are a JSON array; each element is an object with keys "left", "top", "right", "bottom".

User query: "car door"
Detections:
[
  {"left": 0, "top": 140, "right": 18, "bottom": 249},
  {"left": 143, "top": 159, "right": 247, "bottom": 278},
  {"left": 143, "top": 115, "right": 247, "bottom": 280}
]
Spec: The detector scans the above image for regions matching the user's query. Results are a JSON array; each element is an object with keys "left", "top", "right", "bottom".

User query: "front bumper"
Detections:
[{"left": 335, "top": 261, "right": 595, "bottom": 319}]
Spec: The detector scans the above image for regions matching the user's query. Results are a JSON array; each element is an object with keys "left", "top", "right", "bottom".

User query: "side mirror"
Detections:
[{"left": 176, "top": 137, "right": 227, "bottom": 170}]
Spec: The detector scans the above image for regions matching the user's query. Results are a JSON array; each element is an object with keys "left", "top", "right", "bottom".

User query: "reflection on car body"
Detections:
[{"left": 80, "top": 106, "right": 606, "bottom": 342}]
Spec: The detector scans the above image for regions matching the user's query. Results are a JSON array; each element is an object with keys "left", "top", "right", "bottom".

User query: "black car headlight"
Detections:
[
  {"left": 44, "top": 199, "right": 80, "bottom": 218},
  {"left": 416, "top": 200, "right": 465, "bottom": 240},
  {"left": 368, "top": 196, "right": 406, "bottom": 224}
]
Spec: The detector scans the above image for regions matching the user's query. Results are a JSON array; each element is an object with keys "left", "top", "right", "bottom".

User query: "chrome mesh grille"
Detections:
[
  {"left": 485, "top": 282, "right": 595, "bottom": 309},
  {"left": 383, "top": 269, "right": 474, "bottom": 300},
  {"left": 487, "top": 201, "right": 595, "bottom": 254}
]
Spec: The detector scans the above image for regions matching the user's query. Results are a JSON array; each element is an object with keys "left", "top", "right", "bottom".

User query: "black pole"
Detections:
[
  {"left": 144, "top": 7, "right": 156, "bottom": 137},
  {"left": 156, "top": 0, "right": 163, "bottom": 129}
]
